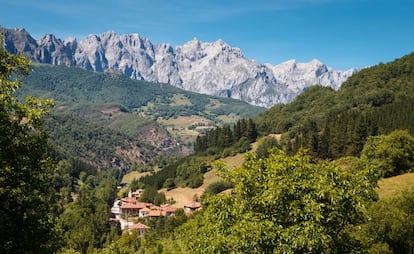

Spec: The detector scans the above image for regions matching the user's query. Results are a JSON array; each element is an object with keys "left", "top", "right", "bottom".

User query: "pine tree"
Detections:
[
  {"left": 246, "top": 118, "right": 258, "bottom": 142},
  {"left": 232, "top": 120, "right": 242, "bottom": 142}
]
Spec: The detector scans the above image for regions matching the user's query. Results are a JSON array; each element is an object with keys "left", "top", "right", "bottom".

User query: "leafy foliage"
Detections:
[
  {"left": 0, "top": 39, "right": 59, "bottom": 253},
  {"left": 175, "top": 149, "right": 377, "bottom": 253},
  {"left": 255, "top": 136, "right": 280, "bottom": 158},
  {"left": 361, "top": 130, "right": 414, "bottom": 177},
  {"left": 139, "top": 155, "right": 211, "bottom": 189},
  {"left": 358, "top": 190, "right": 414, "bottom": 253},
  {"left": 56, "top": 164, "right": 119, "bottom": 254},
  {"left": 139, "top": 185, "right": 166, "bottom": 205},
  {"left": 203, "top": 180, "right": 233, "bottom": 195}
]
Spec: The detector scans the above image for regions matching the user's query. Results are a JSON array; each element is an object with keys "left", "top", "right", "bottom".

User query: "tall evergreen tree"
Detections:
[
  {"left": 246, "top": 118, "right": 258, "bottom": 142},
  {"left": 232, "top": 120, "right": 242, "bottom": 141}
]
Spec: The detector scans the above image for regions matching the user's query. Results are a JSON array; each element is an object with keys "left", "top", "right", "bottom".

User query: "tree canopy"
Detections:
[
  {"left": 0, "top": 37, "right": 58, "bottom": 252},
  {"left": 361, "top": 130, "right": 414, "bottom": 177},
  {"left": 175, "top": 149, "right": 378, "bottom": 253}
]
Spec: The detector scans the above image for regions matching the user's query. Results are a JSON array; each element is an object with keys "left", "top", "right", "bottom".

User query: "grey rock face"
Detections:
[{"left": 1, "top": 26, "right": 358, "bottom": 108}]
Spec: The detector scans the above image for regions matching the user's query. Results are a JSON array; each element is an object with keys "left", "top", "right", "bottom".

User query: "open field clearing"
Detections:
[
  {"left": 158, "top": 115, "right": 211, "bottom": 128},
  {"left": 170, "top": 94, "right": 192, "bottom": 106},
  {"left": 377, "top": 172, "right": 414, "bottom": 199},
  {"left": 162, "top": 170, "right": 222, "bottom": 208},
  {"left": 122, "top": 171, "right": 151, "bottom": 183}
]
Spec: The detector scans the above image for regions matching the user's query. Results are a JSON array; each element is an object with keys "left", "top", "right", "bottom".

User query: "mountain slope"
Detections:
[
  {"left": 19, "top": 64, "right": 264, "bottom": 119},
  {"left": 16, "top": 64, "right": 264, "bottom": 168},
  {"left": 255, "top": 52, "right": 414, "bottom": 158},
  {"left": 1, "top": 26, "right": 357, "bottom": 107}
]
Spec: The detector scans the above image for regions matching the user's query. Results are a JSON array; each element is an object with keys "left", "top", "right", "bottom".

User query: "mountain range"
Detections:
[{"left": 1, "top": 26, "right": 358, "bottom": 108}]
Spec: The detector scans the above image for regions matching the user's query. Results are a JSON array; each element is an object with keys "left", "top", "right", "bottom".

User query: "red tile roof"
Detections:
[
  {"left": 121, "top": 202, "right": 152, "bottom": 209},
  {"left": 162, "top": 205, "right": 177, "bottom": 212},
  {"left": 148, "top": 209, "right": 162, "bottom": 217},
  {"left": 139, "top": 207, "right": 151, "bottom": 212},
  {"left": 121, "top": 197, "right": 137, "bottom": 204},
  {"left": 149, "top": 205, "right": 160, "bottom": 210},
  {"left": 129, "top": 223, "right": 150, "bottom": 230}
]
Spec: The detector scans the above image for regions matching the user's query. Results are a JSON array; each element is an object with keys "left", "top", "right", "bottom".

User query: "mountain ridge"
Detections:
[{"left": 1, "top": 26, "right": 358, "bottom": 107}]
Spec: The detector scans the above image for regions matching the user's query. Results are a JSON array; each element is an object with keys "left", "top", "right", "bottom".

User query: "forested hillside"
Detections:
[
  {"left": 16, "top": 64, "right": 264, "bottom": 169},
  {"left": 255, "top": 53, "right": 414, "bottom": 158},
  {"left": 147, "top": 53, "right": 414, "bottom": 196},
  {"left": 20, "top": 64, "right": 264, "bottom": 119}
]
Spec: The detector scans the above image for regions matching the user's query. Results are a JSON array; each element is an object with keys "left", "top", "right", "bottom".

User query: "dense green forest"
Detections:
[
  {"left": 44, "top": 113, "right": 158, "bottom": 169},
  {"left": 193, "top": 118, "right": 258, "bottom": 155},
  {"left": 3, "top": 37, "right": 414, "bottom": 253},
  {"left": 255, "top": 53, "right": 414, "bottom": 158}
]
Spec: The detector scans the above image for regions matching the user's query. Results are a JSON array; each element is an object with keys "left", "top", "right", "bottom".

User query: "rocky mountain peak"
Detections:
[
  {"left": 64, "top": 37, "right": 77, "bottom": 47},
  {"left": 309, "top": 58, "right": 323, "bottom": 65},
  {"left": 1, "top": 26, "right": 359, "bottom": 107}
]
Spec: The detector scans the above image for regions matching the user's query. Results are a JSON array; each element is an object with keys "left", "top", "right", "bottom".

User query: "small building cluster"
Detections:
[
  {"left": 126, "top": 222, "right": 151, "bottom": 236},
  {"left": 119, "top": 195, "right": 177, "bottom": 218},
  {"left": 110, "top": 189, "right": 202, "bottom": 236}
]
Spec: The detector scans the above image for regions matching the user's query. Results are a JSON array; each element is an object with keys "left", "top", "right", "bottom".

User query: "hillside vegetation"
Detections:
[
  {"left": 256, "top": 53, "right": 414, "bottom": 158},
  {"left": 135, "top": 53, "right": 414, "bottom": 203},
  {"left": 17, "top": 64, "right": 264, "bottom": 168},
  {"left": 146, "top": 53, "right": 414, "bottom": 253},
  {"left": 20, "top": 64, "right": 264, "bottom": 121}
]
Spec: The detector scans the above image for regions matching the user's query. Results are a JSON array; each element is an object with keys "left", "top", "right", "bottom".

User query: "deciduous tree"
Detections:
[
  {"left": 176, "top": 149, "right": 377, "bottom": 253},
  {"left": 361, "top": 129, "right": 414, "bottom": 177},
  {"left": 0, "top": 37, "right": 58, "bottom": 253}
]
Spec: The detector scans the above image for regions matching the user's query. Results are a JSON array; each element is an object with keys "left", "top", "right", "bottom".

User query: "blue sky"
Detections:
[{"left": 0, "top": 0, "right": 413, "bottom": 70}]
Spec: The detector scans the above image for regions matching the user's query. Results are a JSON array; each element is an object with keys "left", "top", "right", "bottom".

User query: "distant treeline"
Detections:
[
  {"left": 137, "top": 118, "right": 258, "bottom": 190},
  {"left": 138, "top": 156, "right": 210, "bottom": 189},
  {"left": 194, "top": 118, "right": 258, "bottom": 155},
  {"left": 255, "top": 53, "right": 414, "bottom": 158}
]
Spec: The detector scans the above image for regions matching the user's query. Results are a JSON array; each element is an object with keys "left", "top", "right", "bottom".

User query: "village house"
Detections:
[
  {"left": 148, "top": 209, "right": 163, "bottom": 218},
  {"left": 161, "top": 204, "right": 177, "bottom": 217},
  {"left": 138, "top": 207, "right": 151, "bottom": 217},
  {"left": 120, "top": 195, "right": 151, "bottom": 216},
  {"left": 120, "top": 195, "right": 177, "bottom": 218},
  {"left": 127, "top": 222, "right": 151, "bottom": 236},
  {"left": 120, "top": 202, "right": 152, "bottom": 216},
  {"left": 184, "top": 201, "right": 202, "bottom": 214},
  {"left": 121, "top": 196, "right": 137, "bottom": 204}
]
